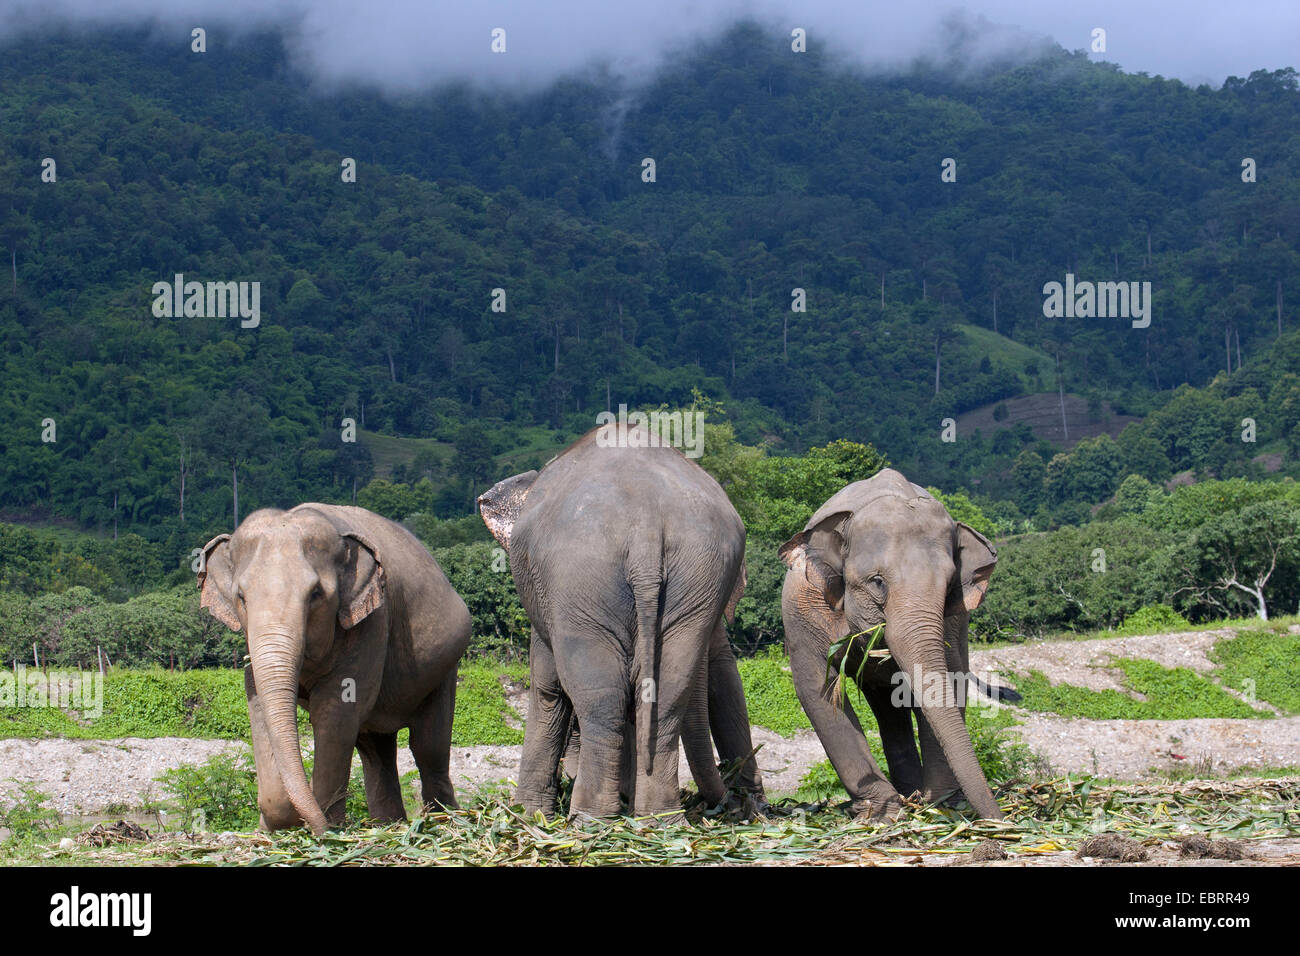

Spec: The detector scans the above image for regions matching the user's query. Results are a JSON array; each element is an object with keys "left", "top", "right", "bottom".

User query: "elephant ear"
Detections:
[
  {"left": 950, "top": 522, "right": 998, "bottom": 613},
  {"left": 338, "top": 531, "right": 385, "bottom": 631},
  {"left": 477, "top": 471, "right": 539, "bottom": 550},
  {"left": 197, "top": 533, "right": 241, "bottom": 632},
  {"left": 778, "top": 511, "right": 851, "bottom": 610}
]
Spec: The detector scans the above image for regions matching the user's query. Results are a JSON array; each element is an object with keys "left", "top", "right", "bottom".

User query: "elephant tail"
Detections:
[{"left": 628, "top": 534, "right": 664, "bottom": 777}]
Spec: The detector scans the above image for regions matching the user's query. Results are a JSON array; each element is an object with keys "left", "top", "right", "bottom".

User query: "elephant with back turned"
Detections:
[
  {"left": 779, "top": 468, "right": 1005, "bottom": 820},
  {"left": 478, "top": 422, "right": 763, "bottom": 819},
  {"left": 198, "top": 504, "right": 470, "bottom": 834}
]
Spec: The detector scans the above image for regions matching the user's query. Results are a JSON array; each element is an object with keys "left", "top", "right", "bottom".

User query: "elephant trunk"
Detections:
[
  {"left": 249, "top": 626, "right": 327, "bottom": 836},
  {"left": 885, "top": 612, "right": 1003, "bottom": 820}
]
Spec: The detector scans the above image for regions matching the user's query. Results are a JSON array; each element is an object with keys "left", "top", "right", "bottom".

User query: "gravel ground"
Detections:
[
  {"left": 3, "top": 627, "right": 1297, "bottom": 815},
  {"left": 970, "top": 629, "right": 1231, "bottom": 693}
]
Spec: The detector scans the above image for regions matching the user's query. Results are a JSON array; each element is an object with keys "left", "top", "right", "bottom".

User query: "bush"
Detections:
[
  {"left": 156, "top": 751, "right": 259, "bottom": 831},
  {"left": 434, "top": 542, "right": 530, "bottom": 660},
  {"left": 1116, "top": 604, "right": 1192, "bottom": 635},
  {"left": 0, "top": 783, "right": 63, "bottom": 842},
  {"left": 974, "top": 519, "right": 1178, "bottom": 638}
]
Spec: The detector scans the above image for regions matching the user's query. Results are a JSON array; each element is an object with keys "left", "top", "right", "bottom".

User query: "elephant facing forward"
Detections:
[
  {"left": 780, "top": 469, "right": 1004, "bottom": 819},
  {"left": 198, "top": 504, "right": 470, "bottom": 834}
]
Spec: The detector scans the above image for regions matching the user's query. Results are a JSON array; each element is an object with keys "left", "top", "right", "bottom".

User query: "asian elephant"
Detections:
[
  {"left": 779, "top": 469, "right": 1004, "bottom": 820},
  {"left": 478, "top": 423, "right": 763, "bottom": 819},
  {"left": 197, "top": 504, "right": 471, "bottom": 835}
]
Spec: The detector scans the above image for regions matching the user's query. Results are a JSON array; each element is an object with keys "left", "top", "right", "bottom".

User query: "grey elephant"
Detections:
[
  {"left": 478, "top": 423, "right": 762, "bottom": 819},
  {"left": 779, "top": 469, "right": 1004, "bottom": 819},
  {"left": 197, "top": 504, "right": 470, "bottom": 835}
]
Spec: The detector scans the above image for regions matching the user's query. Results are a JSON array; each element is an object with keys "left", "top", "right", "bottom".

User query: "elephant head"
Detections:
[
  {"left": 478, "top": 470, "right": 539, "bottom": 551},
  {"left": 779, "top": 479, "right": 1000, "bottom": 818},
  {"left": 197, "top": 507, "right": 385, "bottom": 835}
]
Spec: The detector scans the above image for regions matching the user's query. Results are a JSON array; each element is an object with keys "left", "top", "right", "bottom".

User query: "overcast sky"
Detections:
[{"left": 3, "top": 0, "right": 1296, "bottom": 91}]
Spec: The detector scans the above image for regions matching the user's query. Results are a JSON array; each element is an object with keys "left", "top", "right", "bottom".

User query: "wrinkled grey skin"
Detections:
[
  {"left": 479, "top": 424, "right": 762, "bottom": 819},
  {"left": 198, "top": 504, "right": 470, "bottom": 835},
  {"left": 779, "top": 469, "right": 1002, "bottom": 820}
]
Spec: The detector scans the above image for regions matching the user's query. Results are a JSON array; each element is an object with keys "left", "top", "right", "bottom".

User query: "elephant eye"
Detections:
[
  {"left": 868, "top": 575, "right": 886, "bottom": 591},
  {"left": 309, "top": 585, "right": 324, "bottom": 601}
]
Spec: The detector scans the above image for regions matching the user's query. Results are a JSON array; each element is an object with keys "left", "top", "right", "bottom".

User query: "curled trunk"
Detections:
[{"left": 251, "top": 636, "right": 327, "bottom": 836}]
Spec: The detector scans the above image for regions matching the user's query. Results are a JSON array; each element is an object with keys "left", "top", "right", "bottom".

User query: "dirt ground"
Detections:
[{"left": 2, "top": 627, "right": 1298, "bottom": 817}]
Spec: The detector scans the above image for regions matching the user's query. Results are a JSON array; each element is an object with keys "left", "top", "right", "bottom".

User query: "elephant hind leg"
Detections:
[
  {"left": 630, "top": 612, "right": 717, "bottom": 820},
  {"left": 409, "top": 673, "right": 459, "bottom": 811},
  {"left": 681, "top": 654, "right": 725, "bottom": 807},
  {"left": 517, "top": 629, "right": 573, "bottom": 816},
  {"left": 569, "top": 687, "right": 630, "bottom": 820},
  {"left": 356, "top": 731, "right": 406, "bottom": 823}
]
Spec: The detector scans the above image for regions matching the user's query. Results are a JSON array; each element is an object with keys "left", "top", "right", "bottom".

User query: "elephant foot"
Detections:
[
  {"left": 849, "top": 789, "right": 905, "bottom": 823},
  {"left": 918, "top": 786, "right": 966, "bottom": 809},
  {"left": 516, "top": 787, "right": 560, "bottom": 819},
  {"left": 568, "top": 807, "right": 623, "bottom": 829},
  {"left": 721, "top": 789, "right": 769, "bottom": 821},
  {"left": 630, "top": 809, "right": 687, "bottom": 829},
  {"left": 258, "top": 803, "right": 303, "bottom": 832}
]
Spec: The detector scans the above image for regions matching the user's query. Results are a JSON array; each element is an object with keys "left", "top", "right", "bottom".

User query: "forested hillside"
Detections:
[{"left": 2, "top": 21, "right": 1299, "bottom": 651}]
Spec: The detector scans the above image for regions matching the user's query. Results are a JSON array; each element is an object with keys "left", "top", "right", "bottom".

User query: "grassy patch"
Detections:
[
  {"left": 735, "top": 647, "right": 810, "bottom": 738},
  {"left": 1210, "top": 629, "right": 1300, "bottom": 715},
  {"left": 0, "top": 669, "right": 259, "bottom": 739},
  {"left": 450, "top": 662, "right": 526, "bottom": 746},
  {"left": 977, "top": 613, "right": 1300, "bottom": 650},
  {"left": 0, "top": 663, "right": 529, "bottom": 746},
  {"left": 1013, "top": 658, "right": 1262, "bottom": 720}
]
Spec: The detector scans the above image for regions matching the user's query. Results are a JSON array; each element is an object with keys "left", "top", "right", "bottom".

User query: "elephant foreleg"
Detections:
[
  {"left": 308, "top": 713, "right": 360, "bottom": 827},
  {"left": 863, "top": 674, "right": 922, "bottom": 797},
  {"left": 681, "top": 653, "right": 726, "bottom": 807},
  {"left": 783, "top": 574, "right": 902, "bottom": 820},
  {"left": 706, "top": 618, "right": 764, "bottom": 799}
]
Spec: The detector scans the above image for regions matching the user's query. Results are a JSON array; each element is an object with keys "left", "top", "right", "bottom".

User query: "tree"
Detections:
[{"left": 1173, "top": 500, "right": 1300, "bottom": 620}]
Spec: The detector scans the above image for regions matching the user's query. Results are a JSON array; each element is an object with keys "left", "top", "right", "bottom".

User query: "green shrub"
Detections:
[
  {"left": 156, "top": 751, "right": 259, "bottom": 831},
  {"left": 796, "top": 760, "right": 848, "bottom": 803},
  {"left": 967, "top": 708, "right": 1035, "bottom": 784},
  {"left": 0, "top": 783, "right": 63, "bottom": 842},
  {"left": 1116, "top": 604, "right": 1192, "bottom": 635}
]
